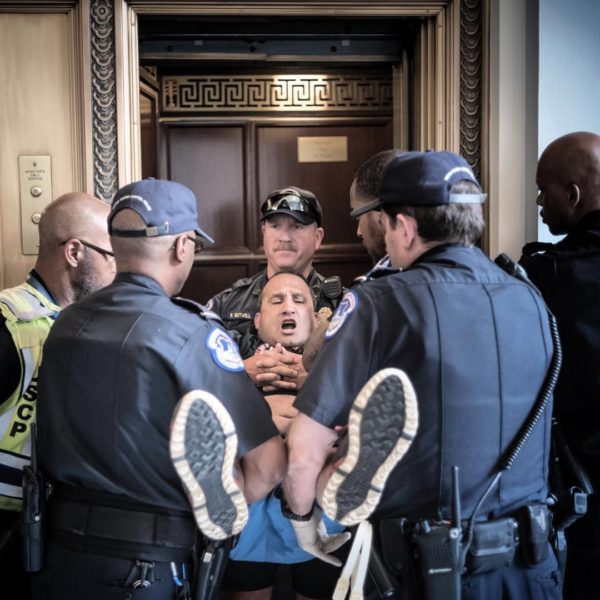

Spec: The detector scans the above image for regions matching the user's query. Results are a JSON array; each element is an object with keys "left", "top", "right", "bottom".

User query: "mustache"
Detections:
[{"left": 275, "top": 243, "right": 296, "bottom": 251}]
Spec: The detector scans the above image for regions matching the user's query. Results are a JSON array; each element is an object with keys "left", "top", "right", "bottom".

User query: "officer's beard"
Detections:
[{"left": 72, "top": 255, "right": 104, "bottom": 301}]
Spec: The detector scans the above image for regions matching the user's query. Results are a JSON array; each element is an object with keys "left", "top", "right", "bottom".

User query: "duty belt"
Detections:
[{"left": 48, "top": 489, "right": 197, "bottom": 562}]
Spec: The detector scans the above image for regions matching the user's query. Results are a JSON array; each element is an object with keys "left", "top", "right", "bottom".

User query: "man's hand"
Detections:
[
  {"left": 290, "top": 508, "right": 351, "bottom": 566},
  {"left": 244, "top": 344, "right": 309, "bottom": 391}
]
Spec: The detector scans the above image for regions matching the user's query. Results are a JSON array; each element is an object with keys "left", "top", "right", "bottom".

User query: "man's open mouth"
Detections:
[{"left": 280, "top": 319, "right": 297, "bottom": 332}]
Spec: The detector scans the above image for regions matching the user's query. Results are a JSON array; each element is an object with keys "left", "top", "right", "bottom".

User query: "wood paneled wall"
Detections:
[{"left": 0, "top": 10, "right": 84, "bottom": 288}]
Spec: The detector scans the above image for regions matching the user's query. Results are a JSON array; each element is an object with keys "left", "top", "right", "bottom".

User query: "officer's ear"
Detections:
[
  {"left": 395, "top": 213, "right": 418, "bottom": 248},
  {"left": 171, "top": 234, "right": 190, "bottom": 263},
  {"left": 254, "top": 311, "right": 262, "bottom": 331},
  {"left": 567, "top": 183, "right": 580, "bottom": 207},
  {"left": 62, "top": 238, "right": 83, "bottom": 268}
]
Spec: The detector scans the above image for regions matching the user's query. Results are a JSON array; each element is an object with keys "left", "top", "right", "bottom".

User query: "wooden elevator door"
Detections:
[{"left": 166, "top": 118, "right": 393, "bottom": 304}]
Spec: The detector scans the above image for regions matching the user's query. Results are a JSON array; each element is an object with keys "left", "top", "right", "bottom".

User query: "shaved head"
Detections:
[
  {"left": 38, "top": 193, "right": 110, "bottom": 254},
  {"left": 536, "top": 131, "right": 600, "bottom": 234},
  {"left": 35, "top": 192, "right": 115, "bottom": 305}
]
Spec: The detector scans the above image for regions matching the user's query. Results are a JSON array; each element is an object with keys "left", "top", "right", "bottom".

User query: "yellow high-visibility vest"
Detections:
[{"left": 0, "top": 282, "right": 60, "bottom": 511}]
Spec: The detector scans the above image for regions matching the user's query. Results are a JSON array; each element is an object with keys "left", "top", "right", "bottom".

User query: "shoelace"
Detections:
[{"left": 332, "top": 520, "right": 373, "bottom": 600}]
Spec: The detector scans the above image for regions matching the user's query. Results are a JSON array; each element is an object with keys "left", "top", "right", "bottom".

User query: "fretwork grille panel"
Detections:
[{"left": 162, "top": 75, "right": 393, "bottom": 112}]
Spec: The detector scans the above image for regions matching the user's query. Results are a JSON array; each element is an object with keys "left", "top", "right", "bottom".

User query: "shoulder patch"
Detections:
[
  {"left": 205, "top": 327, "right": 245, "bottom": 372},
  {"left": 325, "top": 290, "right": 359, "bottom": 340}
]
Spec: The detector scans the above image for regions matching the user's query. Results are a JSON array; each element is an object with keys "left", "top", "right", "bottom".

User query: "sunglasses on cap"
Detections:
[{"left": 261, "top": 193, "right": 314, "bottom": 215}]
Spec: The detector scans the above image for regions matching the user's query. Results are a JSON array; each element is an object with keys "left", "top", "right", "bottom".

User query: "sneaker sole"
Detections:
[
  {"left": 170, "top": 390, "right": 248, "bottom": 540},
  {"left": 321, "top": 368, "right": 419, "bottom": 526}
]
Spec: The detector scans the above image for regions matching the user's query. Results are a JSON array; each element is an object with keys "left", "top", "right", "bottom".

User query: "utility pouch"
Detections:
[
  {"left": 518, "top": 503, "right": 550, "bottom": 566},
  {"left": 466, "top": 518, "right": 516, "bottom": 575},
  {"left": 21, "top": 464, "right": 46, "bottom": 572}
]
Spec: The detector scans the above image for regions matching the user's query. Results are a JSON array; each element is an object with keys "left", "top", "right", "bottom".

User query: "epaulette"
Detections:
[
  {"left": 231, "top": 277, "right": 253, "bottom": 290},
  {"left": 368, "top": 267, "right": 399, "bottom": 280},
  {"left": 521, "top": 241, "right": 554, "bottom": 257},
  {"left": 171, "top": 296, "right": 225, "bottom": 325}
]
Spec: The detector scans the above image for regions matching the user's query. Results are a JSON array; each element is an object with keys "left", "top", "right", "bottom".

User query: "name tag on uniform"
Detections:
[{"left": 228, "top": 312, "right": 252, "bottom": 320}]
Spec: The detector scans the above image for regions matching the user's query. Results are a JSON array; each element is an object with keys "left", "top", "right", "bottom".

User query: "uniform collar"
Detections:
[
  {"left": 27, "top": 270, "right": 59, "bottom": 305},
  {"left": 114, "top": 272, "right": 169, "bottom": 295}
]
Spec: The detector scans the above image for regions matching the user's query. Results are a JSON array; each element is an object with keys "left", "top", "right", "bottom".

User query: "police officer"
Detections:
[
  {"left": 282, "top": 151, "right": 562, "bottom": 599},
  {"left": 520, "top": 131, "right": 600, "bottom": 599},
  {"left": 0, "top": 192, "right": 115, "bottom": 597},
  {"left": 32, "top": 179, "right": 285, "bottom": 599},
  {"left": 302, "top": 151, "right": 399, "bottom": 371},
  {"left": 208, "top": 186, "right": 343, "bottom": 397},
  {"left": 349, "top": 149, "right": 396, "bottom": 275}
]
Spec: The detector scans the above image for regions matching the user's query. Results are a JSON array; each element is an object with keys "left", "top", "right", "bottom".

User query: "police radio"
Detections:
[{"left": 412, "top": 466, "right": 463, "bottom": 600}]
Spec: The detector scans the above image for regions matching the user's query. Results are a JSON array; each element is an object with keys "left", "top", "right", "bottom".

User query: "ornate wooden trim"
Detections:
[
  {"left": 162, "top": 74, "right": 393, "bottom": 113},
  {"left": 460, "top": 0, "right": 483, "bottom": 180},
  {"left": 90, "top": 0, "right": 118, "bottom": 202}
]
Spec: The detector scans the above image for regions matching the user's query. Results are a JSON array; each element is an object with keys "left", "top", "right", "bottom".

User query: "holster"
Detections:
[{"left": 21, "top": 464, "right": 47, "bottom": 572}]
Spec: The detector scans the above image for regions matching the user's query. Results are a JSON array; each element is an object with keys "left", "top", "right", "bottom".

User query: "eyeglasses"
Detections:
[
  {"left": 60, "top": 239, "right": 114, "bottom": 259},
  {"left": 185, "top": 235, "right": 204, "bottom": 255},
  {"left": 350, "top": 199, "right": 382, "bottom": 219}
]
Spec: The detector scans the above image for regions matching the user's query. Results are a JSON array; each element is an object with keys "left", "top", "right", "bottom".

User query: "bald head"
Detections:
[
  {"left": 38, "top": 193, "right": 110, "bottom": 254},
  {"left": 536, "top": 131, "right": 600, "bottom": 234},
  {"left": 35, "top": 192, "right": 115, "bottom": 306}
]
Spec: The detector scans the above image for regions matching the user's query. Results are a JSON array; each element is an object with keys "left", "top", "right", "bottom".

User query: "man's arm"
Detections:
[
  {"left": 283, "top": 412, "right": 338, "bottom": 515},
  {"left": 240, "top": 434, "right": 286, "bottom": 504}
]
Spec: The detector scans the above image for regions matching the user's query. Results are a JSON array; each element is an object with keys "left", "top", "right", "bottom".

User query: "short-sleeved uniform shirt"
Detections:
[
  {"left": 296, "top": 245, "right": 554, "bottom": 522},
  {"left": 520, "top": 209, "right": 600, "bottom": 485},
  {"left": 207, "top": 269, "right": 342, "bottom": 358},
  {"left": 37, "top": 273, "right": 278, "bottom": 512}
]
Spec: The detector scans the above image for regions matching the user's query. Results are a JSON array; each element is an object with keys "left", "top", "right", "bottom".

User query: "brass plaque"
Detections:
[
  {"left": 19, "top": 155, "right": 52, "bottom": 255},
  {"left": 297, "top": 136, "right": 348, "bottom": 163}
]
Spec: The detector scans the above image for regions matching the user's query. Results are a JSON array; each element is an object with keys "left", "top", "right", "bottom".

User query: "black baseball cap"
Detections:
[
  {"left": 260, "top": 186, "right": 323, "bottom": 227},
  {"left": 356, "top": 151, "right": 486, "bottom": 214},
  {"left": 108, "top": 179, "right": 214, "bottom": 243}
]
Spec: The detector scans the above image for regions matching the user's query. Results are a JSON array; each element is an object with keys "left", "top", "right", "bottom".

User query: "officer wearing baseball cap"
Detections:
[
  {"left": 283, "top": 151, "right": 561, "bottom": 599},
  {"left": 33, "top": 179, "right": 285, "bottom": 599},
  {"left": 108, "top": 178, "right": 215, "bottom": 243}
]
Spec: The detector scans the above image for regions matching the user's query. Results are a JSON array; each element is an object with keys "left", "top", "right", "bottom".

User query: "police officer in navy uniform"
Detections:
[
  {"left": 520, "top": 131, "right": 600, "bottom": 600},
  {"left": 208, "top": 186, "right": 343, "bottom": 363},
  {"left": 282, "top": 151, "right": 562, "bottom": 599},
  {"left": 32, "top": 179, "right": 285, "bottom": 599},
  {"left": 0, "top": 193, "right": 114, "bottom": 599}
]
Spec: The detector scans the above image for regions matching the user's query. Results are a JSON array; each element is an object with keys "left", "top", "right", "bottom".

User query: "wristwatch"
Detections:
[{"left": 280, "top": 496, "right": 314, "bottom": 521}]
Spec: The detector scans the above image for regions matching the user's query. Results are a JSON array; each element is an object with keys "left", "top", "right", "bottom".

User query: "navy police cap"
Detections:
[
  {"left": 356, "top": 151, "right": 486, "bottom": 215},
  {"left": 108, "top": 178, "right": 214, "bottom": 243}
]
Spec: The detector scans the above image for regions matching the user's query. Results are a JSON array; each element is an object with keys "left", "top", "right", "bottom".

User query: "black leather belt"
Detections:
[{"left": 49, "top": 497, "right": 197, "bottom": 562}]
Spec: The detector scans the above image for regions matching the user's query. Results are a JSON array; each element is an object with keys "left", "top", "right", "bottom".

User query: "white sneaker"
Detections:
[
  {"left": 170, "top": 390, "right": 248, "bottom": 540},
  {"left": 321, "top": 368, "right": 419, "bottom": 526}
]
